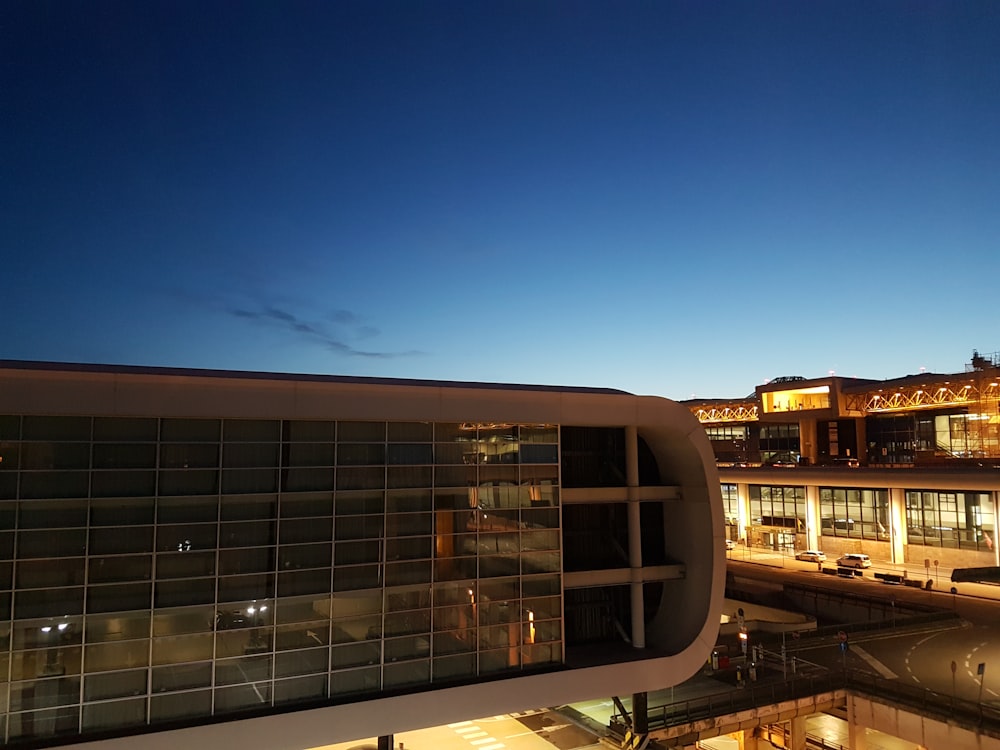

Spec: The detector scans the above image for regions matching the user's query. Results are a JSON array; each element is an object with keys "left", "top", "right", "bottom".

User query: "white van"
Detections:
[{"left": 837, "top": 553, "right": 871, "bottom": 569}]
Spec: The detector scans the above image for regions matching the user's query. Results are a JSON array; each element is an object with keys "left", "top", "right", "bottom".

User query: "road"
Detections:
[
  {"left": 730, "top": 559, "right": 1000, "bottom": 706},
  {"left": 312, "top": 709, "right": 602, "bottom": 750}
]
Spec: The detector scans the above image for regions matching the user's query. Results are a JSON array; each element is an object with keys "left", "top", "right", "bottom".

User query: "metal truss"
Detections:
[
  {"left": 692, "top": 403, "right": 758, "bottom": 424},
  {"left": 854, "top": 383, "right": 981, "bottom": 413}
]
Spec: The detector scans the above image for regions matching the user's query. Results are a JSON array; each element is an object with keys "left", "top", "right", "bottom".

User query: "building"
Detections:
[
  {"left": 0, "top": 360, "right": 724, "bottom": 749},
  {"left": 686, "top": 351, "right": 1000, "bottom": 571}
]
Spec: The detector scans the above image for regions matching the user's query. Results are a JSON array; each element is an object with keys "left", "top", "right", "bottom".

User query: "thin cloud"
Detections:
[{"left": 229, "top": 303, "right": 421, "bottom": 359}]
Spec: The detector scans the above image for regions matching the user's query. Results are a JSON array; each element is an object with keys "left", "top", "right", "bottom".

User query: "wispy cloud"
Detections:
[{"left": 228, "top": 303, "right": 421, "bottom": 359}]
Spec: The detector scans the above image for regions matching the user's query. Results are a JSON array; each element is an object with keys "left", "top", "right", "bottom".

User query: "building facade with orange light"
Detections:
[
  {"left": 686, "top": 352, "right": 1000, "bottom": 571},
  {"left": 0, "top": 361, "right": 724, "bottom": 749}
]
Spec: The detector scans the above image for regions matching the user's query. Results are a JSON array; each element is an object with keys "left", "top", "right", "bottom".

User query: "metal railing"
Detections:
[{"left": 610, "top": 669, "right": 1000, "bottom": 742}]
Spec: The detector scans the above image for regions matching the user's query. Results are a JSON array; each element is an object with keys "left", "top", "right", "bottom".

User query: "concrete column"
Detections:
[
  {"left": 889, "top": 486, "right": 906, "bottom": 565},
  {"left": 789, "top": 716, "right": 807, "bottom": 750},
  {"left": 625, "top": 426, "right": 645, "bottom": 648},
  {"left": 805, "top": 484, "right": 821, "bottom": 551},
  {"left": 855, "top": 418, "right": 868, "bottom": 464},
  {"left": 993, "top": 491, "right": 1000, "bottom": 567},
  {"left": 799, "top": 417, "right": 817, "bottom": 465},
  {"left": 737, "top": 483, "right": 751, "bottom": 544},
  {"left": 847, "top": 696, "right": 867, "bottom": 750},
  {"left": 632, "top": 691, "right": 648, "bottom": 734}
]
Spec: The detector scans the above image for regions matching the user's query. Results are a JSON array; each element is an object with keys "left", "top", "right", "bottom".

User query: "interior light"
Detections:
[
  {"left": 57, "top": 623, "right": 69, "bottom": 631},
  {"left": 41, "top": 626, "right": 52, "bottom": 633}
]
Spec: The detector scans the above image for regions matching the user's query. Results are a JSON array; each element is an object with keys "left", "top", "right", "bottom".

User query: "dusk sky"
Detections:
[{"left": 5, "top": 1, "right": 999, "bottom": 400}]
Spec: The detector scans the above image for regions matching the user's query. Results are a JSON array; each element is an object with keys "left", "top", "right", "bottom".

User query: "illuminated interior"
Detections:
[{"left": 761, "top": 386, "right": 831, "bottom": 414}]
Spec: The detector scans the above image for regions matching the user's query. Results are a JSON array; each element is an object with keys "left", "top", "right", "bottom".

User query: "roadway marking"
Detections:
[
  {"left": 447, "top": 721, "right": 504, "bottom": 750},
  {"left": 853, "top": 646, "right": 897, "bottom": 679}
]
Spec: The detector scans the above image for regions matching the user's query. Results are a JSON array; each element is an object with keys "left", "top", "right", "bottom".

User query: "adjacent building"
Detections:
[
  {"left": 0, "top": 360, "right": 724, "bottom": 749},
  {"left": 686, "top": 351, "right": 1000, "bottom": 571}
]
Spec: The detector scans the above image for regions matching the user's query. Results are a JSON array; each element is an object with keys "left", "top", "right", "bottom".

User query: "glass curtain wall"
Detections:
[
  {"left": 819, "top": 487, "right": 889, "bottom": 541},
  {"left": 904, "top": 490, "right": 996, "bottom": 550},
  {"left": 720, "top": 484, "right": 740, "bottom": 539},
  {"left": 0, "top": 415, "right": 561, "bottom": 745},
  {"left": 748, "top": 485, "right": 805, "bottom": 532}
]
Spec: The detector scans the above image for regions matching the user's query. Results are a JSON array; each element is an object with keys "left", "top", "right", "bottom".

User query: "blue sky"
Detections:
[{"left": 4, "top": 1, "right": 999, "bottom": 400}]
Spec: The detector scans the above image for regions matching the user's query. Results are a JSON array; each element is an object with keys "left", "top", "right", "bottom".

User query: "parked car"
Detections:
[
  {"left": 795, "top": 550, "right": 826, "bottom": 562},
  {"left": 836, "top": 553, "right": 871, "bottom": 569},
  {"left": 725, "top": 539, "right": 737, "bottom": 550}
]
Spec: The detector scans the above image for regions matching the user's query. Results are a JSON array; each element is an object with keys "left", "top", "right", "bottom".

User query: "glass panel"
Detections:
[
  {"left": 331, "top": 642, "right": 380, "bottom": 669},
  {"left": 86, "top": 611, "right": 151, "bottom": 643},
  {"left": 154, "top": 578, "right": 216, "bottom": 608},
  {"left": 87, "top": 555, "right": 153, "bottom": 583},
  {"left": 87, "top": 583, "right": 152, "bottom": 614},
  {"left": 214, "top": 681, "right": 272, "bottom": 713},
  {"left": 339, "top": 421, "right": 385, "bottom": 442},
  {"left": 279, "top": 492, "right": 333, "bottom": 518},
  {"left": 152, "top": 606, "right": 215, "bottom": 637},
  {"left": 84, "top": 639, "right": 150, "bottom": 672},
  {"left": 222, "top": 469, "right": 278, "bottom": 494},
  {"left": 274, "top": 647, "right": 328, "bottom": 677},
  {"left": 156, "top": 550, "right": 216, "bottom": 579},
  {"left": 16, "top": 558, "right": 86, "bottom": 588},
  {"left": 278, "top": 543, "right": 332, "bottom": 570},
  {"left": 221, "top": 495, "right": 277, "bottom": 522},
  {"left": 283, "top": 421, "right": 335, "bottom": 442},
  {"left": 383, "top": 659, "right": 429, "bottom": 688},
  {"left": 151, "top": 633, "right": 214, "bottom": 665},
  {"left": 215, "top": 654, "right": 272, "bottom": 685},
  {"left": 157, "top": 496, "right": 218, "bottom": 524},
  {"left": 387, "top": 422, "right": 433, "bottom": 442},
  {"left": 220, "top": 520, "right": 276, "bottom": 548},
  {"left": 158, "top": 470, "right": 219, "bottom": 496},
  {"left": 285, "top": 443, "right": 335, "bottom": 467},
  {"left": 219, "top": 547, "right": 275, "bottom": 575},
  {"left": 90, "top": 497, "right": 155, "bottom": 525},
  {"left": 223, "top": 443, "right": 280, "bottom": 469},
  {"left": 160, "top": 419, "right": 220, "bottom": 442},
  {"left": 275, "top": 621, "right": 330, "bottom": 650},
  {"left": 82, "top": 697, "right": 147, "bottom": 732},
  {"left": 279, "top": 517, "right": 333, "bottom": 544},
  {"left": 338, "top": 444, "right": 386, "bottom": 466},
  {"left": 23, "top": 416, "right": 90, "bottom": 441},
  {"left": 149, "top": 689, "right": 212, "bottom": 722},
  {"left": 92, "top": 444, "right": 157, "bottom": 469},
  {"left": 19, "top": 471, "right": 89, "bottom": 499},
  {"left": 151, "top": 662, "right": 212, "bottom": 692},
  {"left": 282, "top": 468, "right": 334, "bottom": 492},
  {"left": 276, "top": 595, "right": 331, "bottom": 624},
  {"left": 21, "top": 442, "right": 90, "bottom": 470},
  {"left": 273, "top": 673, "right": 327, "bottom": 704},
  {"left": 15, "top": 588, "right": 84, "bottom": 618},
  {"left": 330, "top": 665, "right": 380, "bottom": 696},
  {"left": 158, "top": 523, "right": 219, "bottom": 553},
  {"left": 223, "top": 420, "right": 280, "bottom": 442},
  {"left": 84, "top": 669, "right": 147, "bottom": 700},
  {"left": 90, "top": 525, "right": 154, "bottom": 554},
  {"left": 93, "top": 417, "right": 158, "bottom": 441}
]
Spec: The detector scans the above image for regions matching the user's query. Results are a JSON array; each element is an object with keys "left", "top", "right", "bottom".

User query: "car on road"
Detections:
[
  {"left": 725, "top": 539, "right": 737, "bottom": 550},
  {"left": 836, "top": 553, "right": 871, "bottom": 569},
  {"left": 795, "top": 550, "right": 826, "bottom": 562}
]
